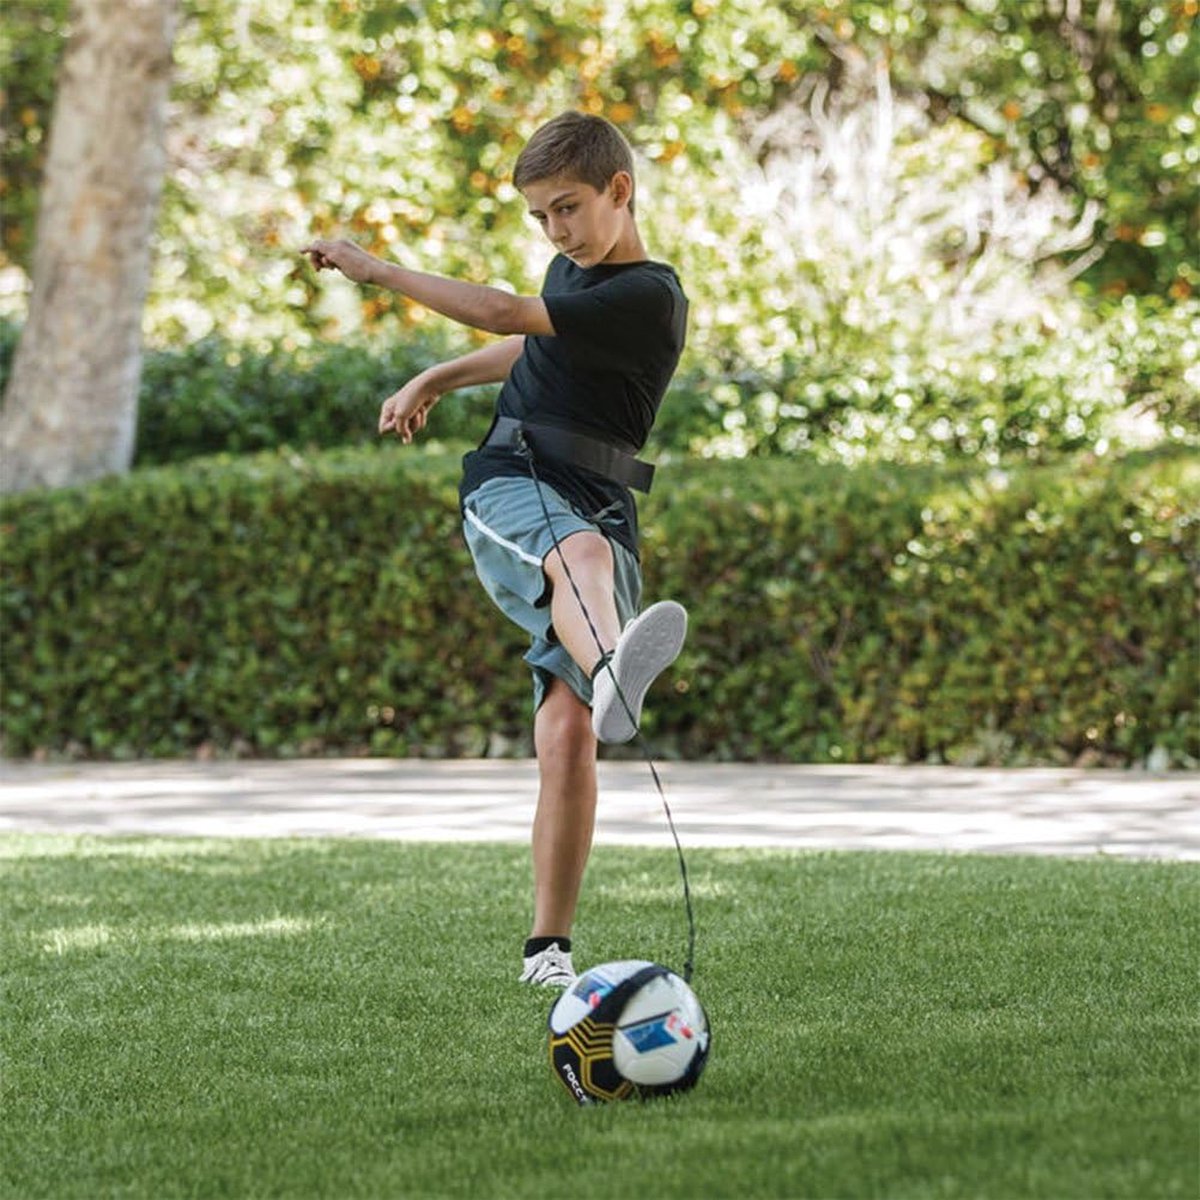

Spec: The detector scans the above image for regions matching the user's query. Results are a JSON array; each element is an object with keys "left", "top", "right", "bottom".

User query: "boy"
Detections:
[{"left": 303, "top": 111, "right": 689, "bottom": 989}]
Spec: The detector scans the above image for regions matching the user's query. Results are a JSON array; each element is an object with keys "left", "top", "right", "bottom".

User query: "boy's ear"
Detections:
[{"left": 608, "top": 170, "right": 634, "bottom": 209}]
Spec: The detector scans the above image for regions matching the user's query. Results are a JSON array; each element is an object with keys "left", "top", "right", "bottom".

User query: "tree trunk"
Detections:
[{"left": 0, "top": 0, "right": 178, "bottom": 495}]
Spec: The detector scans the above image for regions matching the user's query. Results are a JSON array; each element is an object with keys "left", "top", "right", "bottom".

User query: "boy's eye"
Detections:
[{"left": 531, "top": 204, "right": 575, "bottom": 224}]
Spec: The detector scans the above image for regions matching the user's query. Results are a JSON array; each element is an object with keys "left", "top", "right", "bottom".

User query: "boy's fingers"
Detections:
[{"left": 301, "top": 244, "right": 334, "bottom": 269}]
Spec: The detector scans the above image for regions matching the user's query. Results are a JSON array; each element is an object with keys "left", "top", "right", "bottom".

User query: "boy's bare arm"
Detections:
[
  {"left": 302, "top": 239, "right": 554, "bottom": 337},
  {"left": 378, "top": 335, "right": 525, "bottom": 443},
  {"left": 422, "top": 335, "right": 526, "bottom": 392}
]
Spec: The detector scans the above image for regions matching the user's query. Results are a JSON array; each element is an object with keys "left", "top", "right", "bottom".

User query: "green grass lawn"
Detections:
[{"left": 1, "top": 835, "right": 1196, "bottom": 1199}]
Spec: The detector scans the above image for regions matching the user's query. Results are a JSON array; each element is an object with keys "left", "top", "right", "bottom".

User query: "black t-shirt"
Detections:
[{"left": 459, "top": 254, "right": 688, "bottom": 556}]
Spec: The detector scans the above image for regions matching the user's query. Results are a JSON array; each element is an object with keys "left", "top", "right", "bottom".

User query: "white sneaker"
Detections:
[
  {"left": 519, "top": 942, "right": 576, "bottom": 989},
  {"left": 591, "top": 600, "right": 688, "bottom": 744}
]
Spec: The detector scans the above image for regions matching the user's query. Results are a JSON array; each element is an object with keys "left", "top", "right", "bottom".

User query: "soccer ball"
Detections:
[{"left": 547, "top": 960, "right": 710, "bottom": 1104}]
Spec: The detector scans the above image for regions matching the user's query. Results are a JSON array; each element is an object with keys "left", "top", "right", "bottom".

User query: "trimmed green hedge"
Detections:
[
  {"left": 1, "top": 445, "right": 1196, "bottom": 765},
  {"left": 134, "top": 334, "right": 493, "bottom": 465}
]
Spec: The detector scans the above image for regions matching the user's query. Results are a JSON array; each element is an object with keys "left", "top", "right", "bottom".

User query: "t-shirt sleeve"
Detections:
[{"left": 543, "top": 269, "right": 678, "bottom": 372}]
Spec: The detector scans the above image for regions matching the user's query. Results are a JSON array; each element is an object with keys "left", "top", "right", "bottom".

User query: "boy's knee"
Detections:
[
  {"left": 536, "top": 680, "right": 595, "bottom": 755},
  {"left": 545, "top": 531, "right": 612, "bottom": 584}
]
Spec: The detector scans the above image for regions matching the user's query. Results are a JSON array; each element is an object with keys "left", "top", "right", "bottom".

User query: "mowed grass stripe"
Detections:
[{"left": 1, "top": 836, "right": 1195, "bottom": 1199}]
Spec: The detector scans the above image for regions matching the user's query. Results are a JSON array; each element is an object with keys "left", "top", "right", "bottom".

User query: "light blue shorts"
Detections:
[{"left": 462, "top": 476, "right": 643, "bottom": 711}]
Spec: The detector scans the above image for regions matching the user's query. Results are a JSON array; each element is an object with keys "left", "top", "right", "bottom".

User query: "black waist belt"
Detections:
[{"left": 483, "top": 415, "right": 655, "bottom": 494}]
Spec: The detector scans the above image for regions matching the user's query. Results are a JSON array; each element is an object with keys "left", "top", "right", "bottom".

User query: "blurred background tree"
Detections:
[
  {"left": 1, "top": 0, "right": 1196, "bottom": 471},
  {"left": 1, "top": 0, "right": 178, "bottom": 493}
]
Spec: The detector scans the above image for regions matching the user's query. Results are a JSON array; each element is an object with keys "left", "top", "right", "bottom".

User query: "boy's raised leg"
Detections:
[{"left": 543, "top": 531, "right": 621, "bottom": 675}]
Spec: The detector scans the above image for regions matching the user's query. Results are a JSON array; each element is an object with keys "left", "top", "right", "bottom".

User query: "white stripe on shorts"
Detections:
[{"left": 464, "top": 506, "right": 544, "bottom": 568}]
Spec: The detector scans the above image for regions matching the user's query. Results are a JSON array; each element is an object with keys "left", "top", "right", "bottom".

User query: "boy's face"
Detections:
[{"left": 521, "top": 172, "right": 635, "bottom": 268}]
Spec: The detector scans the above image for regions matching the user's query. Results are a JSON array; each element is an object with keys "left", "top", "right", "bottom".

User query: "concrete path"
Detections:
[{"left": 0, "top": 759, "right": 1196, "bottom": 860}]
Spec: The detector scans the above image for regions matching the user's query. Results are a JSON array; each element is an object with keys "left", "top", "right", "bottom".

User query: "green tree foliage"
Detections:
[
  {"left": 5, "top": 1, "right": 1194, "bottom": 295},
  {"left": 855, "top": 0, "right": 1199, "bottom": 297},
  {"left": 0, "top": 0, "right": 70, "bottom": 276}
]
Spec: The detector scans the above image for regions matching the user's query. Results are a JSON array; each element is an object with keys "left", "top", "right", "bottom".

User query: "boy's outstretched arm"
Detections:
[
  {"left": 302, "top": 239, "right": 554, "bottom": 337},
  {"left": 379, "top": 335, "right": 525, "bottom": 444}
]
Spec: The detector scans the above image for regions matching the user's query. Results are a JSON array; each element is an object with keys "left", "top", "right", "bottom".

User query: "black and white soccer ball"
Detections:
[{"left": 547, "top": 960, "right": 710, "bottom": 1104}]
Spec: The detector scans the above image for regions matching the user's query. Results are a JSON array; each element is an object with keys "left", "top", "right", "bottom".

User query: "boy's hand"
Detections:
[
  {"left": 301, "top": 238, "right": 380, "bottom": 286},
  {"left": 379, "top": 376, "right": 441, "bottom": 444}
]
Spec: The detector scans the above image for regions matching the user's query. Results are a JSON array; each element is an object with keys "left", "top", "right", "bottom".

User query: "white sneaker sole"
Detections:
[{"left": 591, "top": 600, "right": 688, "bottom": 744}]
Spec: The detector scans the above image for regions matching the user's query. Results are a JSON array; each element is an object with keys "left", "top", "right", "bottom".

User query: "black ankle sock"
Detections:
[
  {"left": 524, "top": 936, "right": 571, "bottom": 957},
  {"left": 590, "top": 651, "right": 613, "bottom": 680}
]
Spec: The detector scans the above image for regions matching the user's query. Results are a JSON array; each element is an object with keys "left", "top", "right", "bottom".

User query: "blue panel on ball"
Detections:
[
  {"left": 620, "top": 1012, "right": 678, "bottom": 1054},
  {"left": 572, "top": 971, "right": 617, "bottom": 1005}
]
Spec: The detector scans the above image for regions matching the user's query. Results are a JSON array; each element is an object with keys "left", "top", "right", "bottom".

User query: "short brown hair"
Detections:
[{"left": 514, "top": 112, "right": 636, "bottom": 214}]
